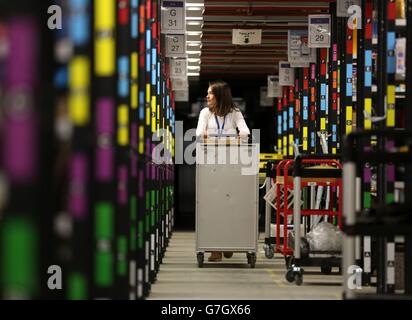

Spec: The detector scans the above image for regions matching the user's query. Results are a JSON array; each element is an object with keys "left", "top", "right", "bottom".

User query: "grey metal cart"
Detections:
[{"left": 195, "top": 138, "right": 259, "bottom": 267}]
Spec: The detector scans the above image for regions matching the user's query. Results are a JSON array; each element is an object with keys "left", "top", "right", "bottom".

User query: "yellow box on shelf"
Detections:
[
  {"left": 146, "top": 84, "right": 151, "bottom": 103},
  {"left": 146, "top": 106, "right": 150, "bottom": 126},
  {"left": 139, "top": 126, "right": 144, "bottom": 154},
  {"left": 131, "top": 53, "right": 138, "bottom": 79},
  {"left": 320, "top": 118, "right": 326, "bottom": 131},
  {"left": 259, "top": 153, "right": 282, "bottom": 161},
  {"left": 69, "top": 56, "right": 90, "bottom": 126},
  {"left": 94, "top": 0, "right": 115, "bottom": 76},
  {"left": 288, "top": 134, "right": 294, "bottom": 156},
  {"left": 117, "top": 105, "right": 129, "bottom": 146},
  {"left": 151, "top": 96, "right": 156, "bottom": 133},
  {"left": 95, "top": 40, "right": 115, "bottom": 76},
  {"left": 346, "top": 106, "right": 353, "bottom": 134},
  {"left": 364, "top": 98, "right": 372, "bottom": 130},
  {"left": 131, "top": 84, "right": 138, "bottom": 109},
  {"left": 303, "top": 127, "right": 308, "bottom": 151}
]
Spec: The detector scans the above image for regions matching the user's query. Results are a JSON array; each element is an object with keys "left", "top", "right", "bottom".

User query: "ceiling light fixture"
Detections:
[
  {"left": 187, "top": 21, "right": 202, "bottom": 26},
  {"left": 186, "top": 31, "right": 202, "bottom": 36},
  {"left": 185, "top": 16, "right": 203, "bottom": 21}
]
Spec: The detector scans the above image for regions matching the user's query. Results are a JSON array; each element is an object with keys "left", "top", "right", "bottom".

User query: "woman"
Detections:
[
  {"left": 196, "top": 80, "right": 250, "bottom": 139},
  {"left": 196, "top": 80, "right": 250, "bottom": 262}
]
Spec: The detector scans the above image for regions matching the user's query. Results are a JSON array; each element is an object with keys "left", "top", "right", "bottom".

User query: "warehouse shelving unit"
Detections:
[
  {"left": 0, "top": 0, "right": 175, "bottom": 300},
  {"left": 271, "top": 0, "right": 411, "bottom": 297}
]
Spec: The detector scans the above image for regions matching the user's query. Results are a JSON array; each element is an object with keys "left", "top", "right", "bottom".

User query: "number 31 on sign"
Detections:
[{"left": 161, "top": 0, "right": 186, "bottom": 34}]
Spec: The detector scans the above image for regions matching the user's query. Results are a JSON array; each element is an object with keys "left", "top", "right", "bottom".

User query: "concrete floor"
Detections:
[{"left": 148, "top": 231, "right": 344, "bottom": 300}]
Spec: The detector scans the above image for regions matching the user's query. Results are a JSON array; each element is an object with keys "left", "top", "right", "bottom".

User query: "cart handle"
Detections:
[
  {"left": 280, "top": 158, "right": 342, "bottom": 182},
  {"left": 274, "top": 159, "right": 295, "bottom": 184},
  {"left": 293, "top": 158, "right": 342, "bottom": 178}
]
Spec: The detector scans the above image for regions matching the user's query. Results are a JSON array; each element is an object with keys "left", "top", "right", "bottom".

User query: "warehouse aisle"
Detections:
[{"left": 148, "top": 232, "right": 343, "bottom": 300}]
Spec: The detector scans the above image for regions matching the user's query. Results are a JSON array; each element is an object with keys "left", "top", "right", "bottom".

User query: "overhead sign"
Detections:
[
  {"left": 174, "top": 90, "right": 189, "bottom": 102},
  {"left": 337, "top": 0, "right": 360, "bottom": 17},
  {"left": 232, "top": 29, "right": 262, "bottom": 45},
  {"left": 396, "top": 37, "right": 406, "bottom": 79},
  {"left": 279, "top": 61, "right": 295, "bottom": 86},
  {"left": 267, "top": 75, "right": 282, "bottom": 98},
  {"left": 161, "top": 0, "right": 186, "bottom": 34},
  {"left": 260, "top": 87, "right": 274, "bottom": 107},
  {"left": 171, "top": 77, "right": 188, "bottom": 91},
  {"left": 165, "top": 34, "right": 186, "bottom": 57},
  {"left": 288, "top": 30, "right": 317, "bottom": 68},
  {"left": 170, "top": 58, "right": 187, "bottom": 77},
  {"left": 308, "top": 15, "right": 331, "bottom": 48}
]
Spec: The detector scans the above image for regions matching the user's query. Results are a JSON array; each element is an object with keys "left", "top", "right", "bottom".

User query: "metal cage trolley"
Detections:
[{"left": 275, "top": 155, "right": 343, "bottom": 285}]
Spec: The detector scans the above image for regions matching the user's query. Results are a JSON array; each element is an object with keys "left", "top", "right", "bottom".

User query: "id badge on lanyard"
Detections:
[{"left": 214, "top": 115, "right": 226, "bottom": 135}]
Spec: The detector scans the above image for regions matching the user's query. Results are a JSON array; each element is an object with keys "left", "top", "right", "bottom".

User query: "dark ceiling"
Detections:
[{"left": 199, "top": 0, "right": 332, "bottom": 79}]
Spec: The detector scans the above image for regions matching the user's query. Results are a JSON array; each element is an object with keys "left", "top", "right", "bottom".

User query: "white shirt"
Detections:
[{"left": 196, "top": 107, "right": 250, "bottom": 137}]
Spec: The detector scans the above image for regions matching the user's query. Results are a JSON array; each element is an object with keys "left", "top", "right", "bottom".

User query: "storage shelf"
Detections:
[{"left": 344, "top": 223, "right": 412, "bottom": 236}]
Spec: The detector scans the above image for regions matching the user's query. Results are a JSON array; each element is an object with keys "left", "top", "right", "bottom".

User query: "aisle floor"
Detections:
[{"left": 148, "top": 232, "right": 344, "bottom": 300}]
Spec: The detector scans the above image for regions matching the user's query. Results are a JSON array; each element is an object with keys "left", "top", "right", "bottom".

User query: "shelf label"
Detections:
[
  {"left": 279, "top": 61, "right": 295, "bottom": 86},
  {"left": 267, "top": 75, "right": 282, "bottom": 98},
  {"left": 171, "top": 77, "right": 188, "bottom": 91},
  {"left": 308, "top": 15, "right": 331, "bottom": 48},
  {"left": 260, "top": 87, "right": 274, "bottom": 107},
  {"left": 288, "top": 30, "right": 317, "bottom": 67},
  {"left": 165, "top": 34, "right": 186, "bottom": 57},
  {"left": 174, "top": 90, "right": 189, "bottom": 102},
  {"left": 170, "top": 58, "right": 187, "bottom": 77},
  {"left": 161, "top": 0, "right": 185, "bottom": 34}
]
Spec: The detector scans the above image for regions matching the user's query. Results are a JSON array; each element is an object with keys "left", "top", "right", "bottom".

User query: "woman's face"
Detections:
[{"left": 206, "top": 87, "right": 216, "bottom": 108}]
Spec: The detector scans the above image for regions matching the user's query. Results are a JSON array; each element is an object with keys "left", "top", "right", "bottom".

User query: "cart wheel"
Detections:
[
  {"left": 321, "top": 265, "right": 332, "bottom": 275},
  {"left": 285, "top": 269, "right": 294, "bottom": 283},
  {"left": 294, "top": 272, "right": 303, "bottom": 286},
  {"left": 197, "top": 253, "right": 204, "bottom": 268},
  {"left": 246, "top": 253, "right": 251, "bottom": 264},
  {"left": 265, "top": 246, "right": 275, "bottom": 259},
  {"left": 249, "top": 253, "right": 256, "bottom": 268}
]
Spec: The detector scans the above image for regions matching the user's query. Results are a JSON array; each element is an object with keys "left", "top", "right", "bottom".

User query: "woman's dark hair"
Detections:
[{"left": 208, "top": 80, "right": 238, "bottom": 117}]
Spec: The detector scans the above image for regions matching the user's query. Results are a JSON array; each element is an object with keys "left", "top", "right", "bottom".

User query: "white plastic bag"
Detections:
[{"left": 306, "top": 222, "right": 342, "bottom": 252}]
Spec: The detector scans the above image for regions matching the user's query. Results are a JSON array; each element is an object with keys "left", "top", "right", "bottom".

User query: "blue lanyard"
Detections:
[{"left": 214, "top": 115, "right": 226, "bottom": 134}]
